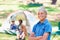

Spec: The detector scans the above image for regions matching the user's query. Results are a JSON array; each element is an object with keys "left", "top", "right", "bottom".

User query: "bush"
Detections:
[
  {"left": 50, "top": 21, "right": 58, "bottom": 26},
  {"left": 27, "top": 3, "right": 43, "bottom": 7}
]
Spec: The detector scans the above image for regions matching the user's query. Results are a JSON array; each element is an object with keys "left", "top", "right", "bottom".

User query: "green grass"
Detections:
[
  {"left": 51, "top": 35, "right": 60, "bottom": 40},
  {"left": 0, "top": 33, "right": 28, "bottom": 40},
  {"left": 0, "top": 4, "right": 60, "bottom": 18},
  {"left": 19, "top": 4, "right": 60, "bottom": 12},
  {"left": 45, "top": 7, "right": 60, "bottom": 12},
  {"left": 0, "top": 33, "right": 16, "bottom": 40},
  {"left": 0, "top": 33, "right": 60, "bottom": 40}
]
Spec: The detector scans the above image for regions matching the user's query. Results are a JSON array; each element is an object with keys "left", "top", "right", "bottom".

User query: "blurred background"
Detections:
[{"left": 0, "top": 0, "right": 60, "bottom": 40}]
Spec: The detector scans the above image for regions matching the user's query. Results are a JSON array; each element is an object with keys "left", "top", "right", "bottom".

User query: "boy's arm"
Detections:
[
  {"left": 33, "top": 33, "right": 49, "bottom": 40},
  {"left": 28, "top": 36, "right": 42, "bottom": 40},
  {"left": 29, "top": 32, "right": 49, "bottom": 40},
  {"left": 42, "top": 32, "right": 49, "bottom": 40},
  {"left": 28, "top": 32, "right": 42, "bottom": 40}
]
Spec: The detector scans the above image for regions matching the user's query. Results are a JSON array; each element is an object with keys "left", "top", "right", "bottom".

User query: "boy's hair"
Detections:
[
  {"left": 11, "top": 20, "right": 15, "bottom": 22},
  {"left": 38, "top": 6, "right": 47, "bottom": 15}
]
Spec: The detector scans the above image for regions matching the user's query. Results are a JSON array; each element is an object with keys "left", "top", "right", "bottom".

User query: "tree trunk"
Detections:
[
  {"left": 51, "top": 0, "right": 57, "bottom": 5},
  {"left": 32, "top": 0, "right": 35, "bottom": 2}
]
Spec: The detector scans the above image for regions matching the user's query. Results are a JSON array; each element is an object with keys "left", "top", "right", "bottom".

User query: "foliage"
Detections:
[
  {"left": 50, "top": 21, "right": 58, "bottom": 26},
  {"left": 0, "top": 23, "right": 2, "bottom": 27}
]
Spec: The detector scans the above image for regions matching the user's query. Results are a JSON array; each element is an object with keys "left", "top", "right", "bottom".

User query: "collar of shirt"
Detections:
[{"left": 38, "top": 19, "right": 48, "bottom": 25}]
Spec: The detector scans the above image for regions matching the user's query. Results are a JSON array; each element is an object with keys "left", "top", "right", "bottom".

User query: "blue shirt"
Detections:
[
  {"left": 32, "top": 19, "right": 52, "bottom": 40},
  {"left": 10, "top": 24, "right": 17, "bottom": 30}
]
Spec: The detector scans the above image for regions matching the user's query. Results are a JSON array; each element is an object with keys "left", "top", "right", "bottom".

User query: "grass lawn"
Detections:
[
  {"left": 51, "top": 35, "right": 60, "bottom": 40},
  {"left": 0, "top": 33, "right": 60, "bottom": 40},
  {"left": 0, "top": 33, "right": 28, "bottom": 40},
  {"left": 0, "top": 33, "right": 16, "bottom": 40}
]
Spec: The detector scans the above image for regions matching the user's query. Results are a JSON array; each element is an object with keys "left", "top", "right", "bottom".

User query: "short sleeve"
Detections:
[
  {"left": 44, "top": 23, "right": 52, "bottom": 34},
  {"left": 32, "top": 25, "right": 36, "bottom": 33}
]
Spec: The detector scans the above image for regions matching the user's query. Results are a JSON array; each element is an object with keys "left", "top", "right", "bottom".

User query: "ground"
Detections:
[
  {"left": 0, "top": 33, "right": 16, "bottom": 40},
  {"left": 0, "top": 33, "right": 60, "bottom": 40}
]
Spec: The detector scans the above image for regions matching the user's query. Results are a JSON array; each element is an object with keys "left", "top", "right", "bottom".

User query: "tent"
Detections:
[{"left": 0, "top": 10, "right": 39, "bottom": 34}]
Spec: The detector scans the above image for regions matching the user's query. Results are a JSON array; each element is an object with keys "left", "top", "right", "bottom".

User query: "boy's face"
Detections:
[
  {"left": 12, "top": 21, "right": 15, "bottom": 24},
  {"left": 38, "top": 11, "right": 47, "bottom": 21}
]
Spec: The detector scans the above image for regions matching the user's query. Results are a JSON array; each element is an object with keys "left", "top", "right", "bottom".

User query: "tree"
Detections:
[
  {"left": 32, "top": 0, "right": 35, "bottom": 2},
  {"left": 51, "top": 0, "right": 57, "bottom": 5}
]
